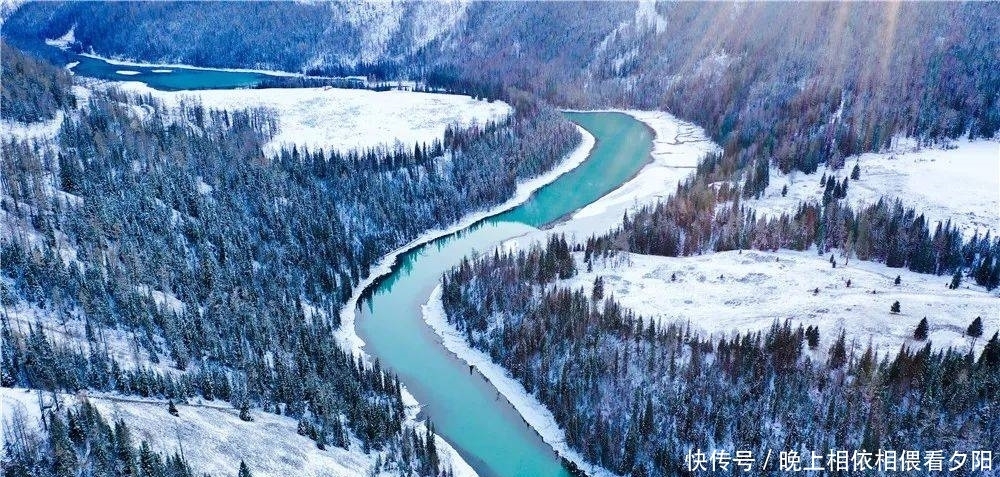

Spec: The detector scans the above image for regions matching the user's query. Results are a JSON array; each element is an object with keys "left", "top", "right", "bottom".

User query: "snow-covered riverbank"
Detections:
[
  {"left": 334, "top": 125, "right": 596, "bottom": 477},
  {"left": 548, "top": 110, "right": 720, "bottom": 238},
  {"left": 420, "top": 110, "right": 715, "bottom": 477},
  {"left": 423, "top": 286, "right": 624, "bottom": 477}
]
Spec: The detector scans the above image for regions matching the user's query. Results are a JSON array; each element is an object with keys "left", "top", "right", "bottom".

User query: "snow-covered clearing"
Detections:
[
  {"left": 1, "top": 85, "right": 90, "bottom": 144},
  {"left": 1, "top": 110, "right": 65, "bottom": 143},
  {"left": 113, "top": 82, "right": 512, "bottom": 156},
  {"left": 561, "top": 249, "right": 998, "bottom": 356},
  {"left": 752, "top": 138, "right": 1000, "bottom": 237},
  {"left": 423, "top": 286, "right": 623, "bottom": 477},
  {"left": 43, "top": 24, "right": 75, "bottom": 49},
  {"left": 0, "top": 387, "right": 469, "bottom": 477}
]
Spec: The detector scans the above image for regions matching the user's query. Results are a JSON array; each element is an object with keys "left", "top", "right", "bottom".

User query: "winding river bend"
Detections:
[
  {"left": 71, "top": 53, "right": 655, "bottom": 477},
  {"left": 358, "top": 112, "right": 653, "bottom": 477}
]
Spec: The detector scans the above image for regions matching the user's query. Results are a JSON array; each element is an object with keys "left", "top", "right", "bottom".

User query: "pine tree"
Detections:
[
  {"left": 890, "top": 301, "right": 901, "bottom": 314},
  {"left": 979, "top": 332, "right": 1000, "bottom": 367},
  {"left": 967, "top": 316, "right": 983, "bottom": 345},
  {"left": 894, "top": 275, "right": 901, "bottom": 285},
  {"left": 238, "top": 460, "right": 252, "bottom": 477},
  {"left": 914, "top": 318, "right": 928, "bottom": 341},
  {"left": 168, "top": 400, "right": 179, "bottom": 417},
  {"left": 781, "top": 184, "right": 788, "bottom": 197},
  {"left": 949, "top": 270, "right": 962, "bottom": 289},
  {"left": 592, "top": 276, "right": 604, "bottom": 301},
  {"left": 239, "top": 403, "right": 253, "bottom": 422},
  {"left": 806, "top": 326, "right": 820, "bottom": 349},
  {"left": 49, "top": 412, "right": 78, "bottom": 477},
  {"left": 851, "top": 162, "right": 861, "bottom": 180},
  {"left": 828, "top": 331, "right": 847, "bottom": 369}
]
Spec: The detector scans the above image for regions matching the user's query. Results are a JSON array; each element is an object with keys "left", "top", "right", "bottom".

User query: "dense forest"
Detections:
[
  {"left": 441, "top": 239, "right": 1000, "bottom": 476},
  {"left": 1, "top": 44, "right": 578, "bottom": 475},
  {"left": 0, "top": 41, "right": 75, "bottom": 122}
]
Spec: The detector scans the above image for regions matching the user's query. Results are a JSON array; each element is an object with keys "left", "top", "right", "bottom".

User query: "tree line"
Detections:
[{"left": 583, "top": 153, "right": 1000, "bottom": 290}]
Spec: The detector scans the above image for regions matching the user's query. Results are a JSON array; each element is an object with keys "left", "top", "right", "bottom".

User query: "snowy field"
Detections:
[
  {"left": 558, "top": 249, "right": 998, "bottom": 357},
  {"left": 752, "top": 138, "right": 1000, "bottom": 237},
  {"left": 113, "top": 82, "right": 512, "bottom": 156},
  {"left": 0, "top": 387, "right": 471, "bottom": 477}
]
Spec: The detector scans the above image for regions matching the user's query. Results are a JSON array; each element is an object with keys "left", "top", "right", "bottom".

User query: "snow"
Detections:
[
  {"left": 559, "top": 249, "right": 998, "bottom": 357},
  {"left": 634, "top": 0, "right": 667, "bottom": 33},
  {"left": 44, "top": 25, "right": 76, "bottom": 49},
  {"left": 1, "top": 85, "right": 90, "bottom": 143},
  {"left": 549, "top": 110, "right": 719, "bottom": 239},
  {"left": 752, "top": 138, "right": 1000, "bottom": 237},
  {"left": 423, "top": 286, "right": 624, "bottom": 477},
  {"left": 116, "top": 70, "right": 141, "bottom": 76},
  {"left": 112, "top": 82, "right": 512, "bottom": 156},
  {"left": 77, "top": 52, "right": 302, "bottom": 77},
  {"left": 325, "top": 1, "right": 468, "bottom": 66},
  {"left": 1, "top": 111, "right": 65, "bottom": 143},
  {"left": 1, "top": 387, "right": 391, "bottom": 477},
  {"left": 136, "top": 285, "right": 187, "bottom": 314}
]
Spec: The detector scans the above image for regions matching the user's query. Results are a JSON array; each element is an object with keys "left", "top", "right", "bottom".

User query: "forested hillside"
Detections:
[
  {"left": 1, "top": 43, "right": 579, "bottom": 476},
  {"left": 441, "top": 239, "right": 1000, "bottom": 476},
  {"left": 6, "top": 2, "right": 998, "bottom": 174},
  {"left": 0, "top": 41, "right": 75, "bottom": 122}
]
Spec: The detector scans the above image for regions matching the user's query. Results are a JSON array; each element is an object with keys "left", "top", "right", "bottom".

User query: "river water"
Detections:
[
  {"left": 357, "top": 112, "right": 652, "bottom": 477},
  {"left": 72, "top": 53, "right": 654, "bottom": 477}
]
